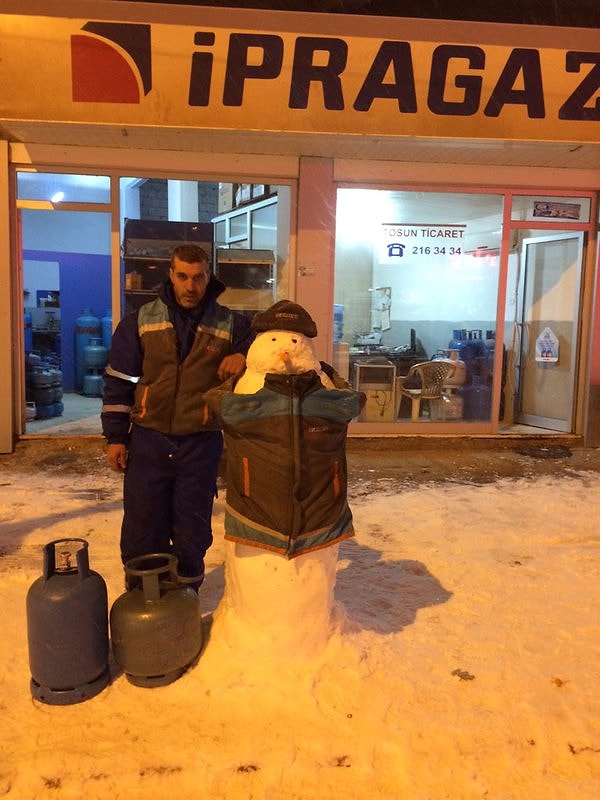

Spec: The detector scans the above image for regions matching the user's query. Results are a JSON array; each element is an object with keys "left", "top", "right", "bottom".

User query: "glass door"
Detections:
[
  {"left": 21, "top": 208, "right": 112, "bottom": 434},
  {"left": 515, "top": 232, "right": 584, "bottom": 431}
]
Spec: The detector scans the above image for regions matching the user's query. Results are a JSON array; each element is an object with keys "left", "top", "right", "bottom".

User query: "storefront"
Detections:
[{"left": 0, "top": 1, "right": 599, "bottom": 452}]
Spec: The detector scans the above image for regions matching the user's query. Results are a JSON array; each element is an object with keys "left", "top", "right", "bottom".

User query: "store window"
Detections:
[
  {"left": 121, "top": 179, "right": 289, "bottom": 319},
  {"left": 19, "top": 173, "right": 291, "bottom": 436},
  {"left": 333, "top": 188, "right": 504, "bottom": 425}
]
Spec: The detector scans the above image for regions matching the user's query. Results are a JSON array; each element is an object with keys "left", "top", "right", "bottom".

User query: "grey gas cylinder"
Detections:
[
  {"left": 26, "top": 538, "right": 110, "bottom": 705},
  {"left": 110, "top": 554, "right": 203, "bottom": 688}
]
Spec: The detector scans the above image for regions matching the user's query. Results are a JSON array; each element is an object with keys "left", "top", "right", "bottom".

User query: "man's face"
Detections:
[{"left": 170, "top": 256, "right": 211, "bottom": 309}]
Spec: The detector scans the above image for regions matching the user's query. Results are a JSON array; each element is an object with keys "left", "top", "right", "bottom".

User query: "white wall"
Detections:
[
  {"left": 335, "top": 189, "right": 503, "bottom": 349},
  {"left": 22, "top": 210, "right": 110, "bottom": 255},
  {"left": 0, "top": 140, "right": 13, "bottom": 452},
  {"left": 23, "top": 260, "right": 60, "bottom": 309}
]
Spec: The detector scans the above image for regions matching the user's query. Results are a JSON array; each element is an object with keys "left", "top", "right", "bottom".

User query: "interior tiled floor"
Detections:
[
  {"left": 25, "top": 393, "right": 103, "bottom": 436},
  {"left": 498, "top": 423, "right": 559, "bottom": 435}
]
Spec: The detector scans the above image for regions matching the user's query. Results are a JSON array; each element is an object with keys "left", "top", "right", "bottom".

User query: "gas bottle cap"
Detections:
[{"left": 56, "top": 550, "right": 74, "bottom": 572}]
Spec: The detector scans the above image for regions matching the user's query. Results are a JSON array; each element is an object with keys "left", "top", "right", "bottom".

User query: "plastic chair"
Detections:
[{"left": 396, "top": 360, "right": 457, "bottom": 421}]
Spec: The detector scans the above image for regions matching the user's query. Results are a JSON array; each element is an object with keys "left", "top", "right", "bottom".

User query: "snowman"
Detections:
[
  {"left": 235, "top": 319, "right": 336, "bottom": 394},
  {"left": 206, "top": 301, "right": 364, "bottom": 661}
]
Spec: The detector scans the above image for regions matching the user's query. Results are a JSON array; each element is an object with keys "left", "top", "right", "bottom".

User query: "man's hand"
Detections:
[
  {"left": 107, "top": 443, "right": 128, "bottom": 472},
  {"left": 217, "top": 353, "right": 246, "bottom": 381}
]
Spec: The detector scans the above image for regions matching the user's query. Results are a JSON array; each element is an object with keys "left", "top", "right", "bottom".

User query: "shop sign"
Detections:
[
  {"left": 380, "top": 224, "right": 466, "bottom": 262},
  {"left": 0, "top": 12, "right": 598, "bottom": 142}
]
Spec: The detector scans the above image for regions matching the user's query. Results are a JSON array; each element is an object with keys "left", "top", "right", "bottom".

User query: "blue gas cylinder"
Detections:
[
  {"left": 333, "top": 304, "right": 344, "bottom": 343},
  {"left": 468, "top": 330, "right": 486, "bottom": 357},
  {"left": 24, "top": 310, "right": 33, "bottom": 353},
  {"left": 449, "top": 329, "right": 467, "bottom": 350},
  {"left": 101, "top": 310, "right": 112, "bottom": 351},
  {"left": 450, "top": 329, "right": 486, "bottom": 379},
  {"left": 34, "top": 401, "right": 55, "bottom": 419},
  {"left": 460, "top": 377, "right": 492, "bottom": 421},
  {"left": 26, "top": 538, "right": 110, "bottom": 705},
  {"left": 75, "top": 309, "right": 100, "bottom": 392}
]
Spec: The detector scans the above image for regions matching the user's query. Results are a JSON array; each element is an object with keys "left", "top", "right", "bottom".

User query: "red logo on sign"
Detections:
[{"left": 71, "top": 22, "right": 151, "bottom": 103}]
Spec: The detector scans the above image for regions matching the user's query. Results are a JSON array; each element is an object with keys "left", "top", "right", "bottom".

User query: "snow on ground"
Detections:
[{"left": 0, "top": 467, "right": 599, "bottom": 800}]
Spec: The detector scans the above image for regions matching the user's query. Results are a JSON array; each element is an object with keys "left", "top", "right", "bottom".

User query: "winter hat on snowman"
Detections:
[{"left": 252, "top": 301, "right": 318, "bottom": 339}]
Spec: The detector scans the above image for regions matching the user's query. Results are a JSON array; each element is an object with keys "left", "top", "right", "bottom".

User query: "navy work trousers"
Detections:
[{"left": 120, "top": 425, "right": 223, "bottom": 583}]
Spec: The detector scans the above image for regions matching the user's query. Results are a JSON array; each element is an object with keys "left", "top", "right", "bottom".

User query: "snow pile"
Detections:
[
  {"left": 0, "top": 469, "right": 599, "bottom": 799},
  {"left": 212, "top": 541, "right": 342, "bottom": 661}
]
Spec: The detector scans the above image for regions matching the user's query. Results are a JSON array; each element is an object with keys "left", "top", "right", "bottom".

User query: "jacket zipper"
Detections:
[
  {"left": 169, "top": 361, "right": 182, "bottom": 432},
  {"left": 287, "top": 375, "right": 302, "bottom": 555}
]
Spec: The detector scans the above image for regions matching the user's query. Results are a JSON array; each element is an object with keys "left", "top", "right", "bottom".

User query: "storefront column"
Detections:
[
  {"left": 0, "top": 140, "right": 14, "bottom": 452},
  {"left": 585, "top": 232, "right": 600, "bottom": 446},
  {"left": 296, "top": 156, "right": 335, "bottom": 363}
]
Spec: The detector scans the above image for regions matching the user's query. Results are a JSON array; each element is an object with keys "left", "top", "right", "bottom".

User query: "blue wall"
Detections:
[{"left": 23, "top": 249, "right": 111, "bottom": 391}]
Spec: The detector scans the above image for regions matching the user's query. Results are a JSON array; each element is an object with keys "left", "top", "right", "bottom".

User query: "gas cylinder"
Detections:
[
  {"left": 460, "top": 376, "right": 492, "bottom": 421},
  {"left": 448, "top": 328, "right": 467, "bottom": 350},
  {"left": 30, "top": 368, "right": 53, "bottom": 391},
  {"left": 74, "top": 309, "right": 101, "bottom": 391},
  {"left": 333, "top": 304, "right": 344, "bottom": 343},
  {"left": 26, "top": 538, "right": 110, "bottom": 705},
  {"left": 24, "top": 310, "right": 33, "bottom": 353},
  {"left": 82, "top": 373, "right": 104, "bottom": 397},
  {"left": 83, "top": 337, "right": 108, "bottom": 371},
  {"left": 26, "top": 351, "right": 42, "bottom": 371},
  {"left": 34, "top": 401, "right": 55, "bottom": 420},
  {"left": 32, "top": 383, "right": 54, "bottom": 405},
  {"left": 110, "top": 554, "right": 203, "bottom": 688},
  {"left": 101, "top": 310, "right": 113, "bottom": 351},
  {"left": 469, "top": 329, "right": 485, "bottom": 349}
]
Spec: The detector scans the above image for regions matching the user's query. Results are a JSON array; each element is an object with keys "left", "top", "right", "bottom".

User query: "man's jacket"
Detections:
[
  {"left": 206, "top": 369, "right": 364, "bottom": 558},
  {"left": 101, "top": 278, "right": 252, "bottom": 442}
]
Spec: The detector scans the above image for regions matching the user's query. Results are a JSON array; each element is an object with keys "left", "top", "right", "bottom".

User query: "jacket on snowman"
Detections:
[{"left": 206, "top": 301, "right": 364, "bottom": 558}]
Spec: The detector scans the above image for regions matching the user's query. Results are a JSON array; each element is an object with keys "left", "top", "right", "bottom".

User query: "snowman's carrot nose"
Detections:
[{"left": 280, "top": 351, "right": 293, "bottom": 371}]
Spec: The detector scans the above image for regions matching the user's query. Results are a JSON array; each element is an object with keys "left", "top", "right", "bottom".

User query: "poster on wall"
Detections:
[
  {"left": 532, "top": 201, "right": 581, "bottom": 220},
  {"left": 371, "top": 286, "right": 391, "bottom": 331},
  {"left": 535, "top": 327, "right": 559, "bottom": 363}
]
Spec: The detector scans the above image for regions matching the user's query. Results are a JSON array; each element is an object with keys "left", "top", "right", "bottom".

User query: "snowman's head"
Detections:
[{"left": 246, "top": 330, "right": 321, "bottom": 375}]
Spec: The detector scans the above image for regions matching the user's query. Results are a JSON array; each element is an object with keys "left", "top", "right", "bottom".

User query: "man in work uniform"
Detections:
[{"left": 101, "top": 244, "right": 252, "bottom": 589}]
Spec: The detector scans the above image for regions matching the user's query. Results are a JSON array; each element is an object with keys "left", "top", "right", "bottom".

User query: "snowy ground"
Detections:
[{"left": 0, "top": 460, "right": 599, "bottom": 800}]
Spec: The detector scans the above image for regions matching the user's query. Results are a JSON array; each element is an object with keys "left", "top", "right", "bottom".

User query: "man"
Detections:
[{"left": 101, "top": 244, "right": 252, "bottom": 590}]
